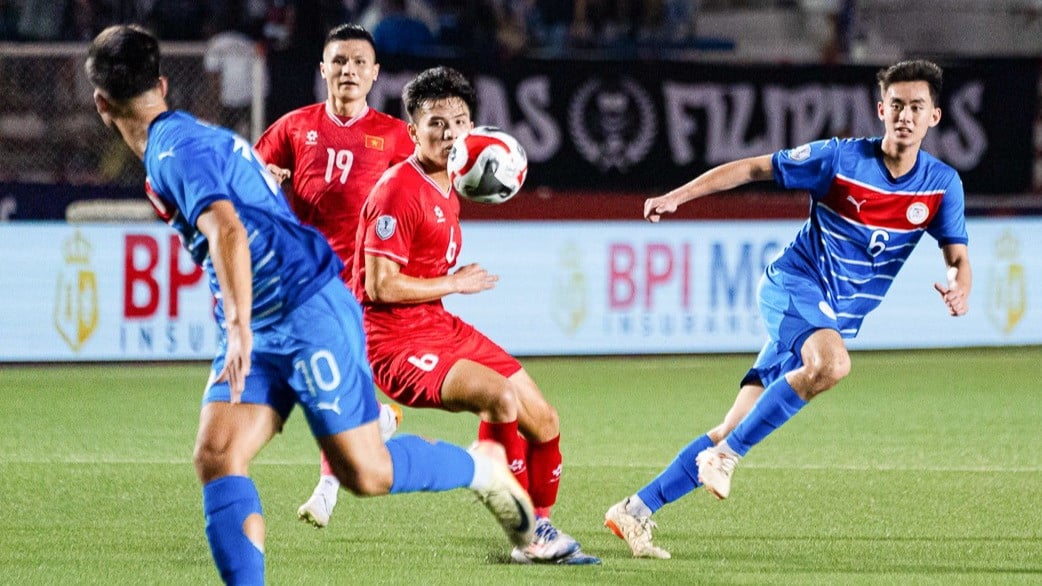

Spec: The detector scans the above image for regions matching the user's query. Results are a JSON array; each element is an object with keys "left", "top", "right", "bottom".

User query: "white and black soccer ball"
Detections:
[{"left": 447, "top": 126, "right": 528, "bottom": 205}]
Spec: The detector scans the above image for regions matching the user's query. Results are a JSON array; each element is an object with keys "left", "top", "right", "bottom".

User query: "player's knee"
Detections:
[
  {"left": 483, "top": 380, "right": 519, "bottom": 421},
  {"left": 336, "top": 462, "right": 393, "bottom": 497},
  {"left": 527, "top": 401, "right": 559, "bottom": 437},
  {"left": 804, "top": 355, "right": 850, "bottom": 394},
  {"left": 193, "top": 441, "right": 232, "bottom": 483}
]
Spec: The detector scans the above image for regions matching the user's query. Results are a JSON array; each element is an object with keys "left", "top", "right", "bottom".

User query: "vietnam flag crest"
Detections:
[{"left": 365, "top": 135, "right": 385, "bottom": 150}]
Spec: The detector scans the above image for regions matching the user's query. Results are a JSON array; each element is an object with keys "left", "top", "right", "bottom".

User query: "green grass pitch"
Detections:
[{"left": 1, "top": 347, "right": 1040, "bottom": 585}]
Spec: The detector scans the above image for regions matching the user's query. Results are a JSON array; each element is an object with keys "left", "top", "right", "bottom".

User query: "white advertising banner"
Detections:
[
  {"left": 0, "top": 218, "right": 1038, "bottom": 361},
  {"left": 0, "top": 223, "right": 220, "bottom": 361},
  {"left": 443, "top": 217, "right": 1042, "bottom": 354}
]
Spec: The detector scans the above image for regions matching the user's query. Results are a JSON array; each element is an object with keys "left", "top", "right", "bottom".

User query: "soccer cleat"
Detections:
[
  {"left": 297, "top": 489, "right": 335, "bottom": 528},
  {"left": 378, "top": 403, "right": 403, "bottom": 442},
  {"left": 469, "top": 441, "right": 536, "bottom": 547},
  {"left": 696, "top": 446, "right": 739, "bottom": 500},
  {"left": 508, "top": 518, "right": 581, "bottom": 563},
  {"left": 604, "top": 499, "right": 671, "bottom": 559}
]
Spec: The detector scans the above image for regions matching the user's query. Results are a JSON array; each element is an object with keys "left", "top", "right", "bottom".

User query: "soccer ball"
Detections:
[{"left": 447, "top": 126, "right": 528, "bottom": 204}]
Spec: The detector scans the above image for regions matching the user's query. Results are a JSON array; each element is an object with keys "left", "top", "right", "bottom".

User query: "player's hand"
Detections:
[
  {"left": 644, "top": 194, "right": 678, "bottom": 222},
  {"left": 216, "top": 323, "right": 253, "bottom": 403},
  {"left": 933, "top": 267, "right": 968, "bottom": 317},
  {"left": 266, "top": 164, "right": 291, "bottom": 184},
  {"left": 452, "top": 263, "right": 499, "bottom": 294}
]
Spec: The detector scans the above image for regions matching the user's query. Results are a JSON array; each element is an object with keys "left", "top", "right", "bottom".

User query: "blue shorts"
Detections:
[
  {"left": 202, "top": 279, "right": 379, "bottom": 437},
  {"left": 742, "top": 265, "right": 838, "bottom": 388}
]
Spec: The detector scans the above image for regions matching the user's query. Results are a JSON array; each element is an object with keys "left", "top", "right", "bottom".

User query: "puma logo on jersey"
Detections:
[
  {"left": 157, "top": 148, "right": 175, "bottom": 160},
  {"left": 846, "top": 195, "right": 867, "bottom": 212}
]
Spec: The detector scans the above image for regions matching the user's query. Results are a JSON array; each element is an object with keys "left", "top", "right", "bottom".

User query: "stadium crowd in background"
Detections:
[{"left": 0, "top": 0, "right": 743, "bottom": 57}]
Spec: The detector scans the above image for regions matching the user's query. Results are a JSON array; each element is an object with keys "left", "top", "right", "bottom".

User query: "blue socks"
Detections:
[
  {"left": 726, "top": 377, "right": 807, "bottom": 456},
  {"left": 637, "top": 434, "right": 714, "bottom": 512},
  {"left": 386, "top": 435, "right": 476, "bottom": 493},
  {"left": 202, "top": 475, "right": 265, "bottom": 585}
]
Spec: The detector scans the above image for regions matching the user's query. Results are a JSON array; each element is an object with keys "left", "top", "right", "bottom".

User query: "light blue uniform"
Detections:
[
  {"left": 143, "top": 111, "right": 378, "bottom": 436},
  {"left": 745, "top": 137, "right": 968, "bottom": 387}
]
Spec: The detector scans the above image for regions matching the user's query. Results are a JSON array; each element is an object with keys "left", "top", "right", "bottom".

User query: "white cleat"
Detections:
[
  {"left": 297, "top": 489, "right": 335, "bottom": 528},
  {"left": 696, "top": 446, "right": 739, "bottom": 500},
  {"left": 604, "top": 499, "right": 671, "bottom": 559},
  {"left": 469, "top": 441, "right": 536, "bottom": 548},
  {"left": 509, "top": 518, "right": 582, "bottom": 563},
  {"left": 378, "top": 403, "right": 403, "bottom": 442}
]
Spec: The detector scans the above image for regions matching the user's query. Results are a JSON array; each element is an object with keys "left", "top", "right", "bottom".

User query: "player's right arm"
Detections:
[
  {"left": 644, "top": 154, "right": 774, "bottom": 222},
  {"left": 254, "top": 116, "right": 293, "bottom": 184},
  {"left": 197, "top": 200, "right": 254, "bottom": 401},
  {"left": 364, "top": 254, "right": 497, "bottom": 304}
]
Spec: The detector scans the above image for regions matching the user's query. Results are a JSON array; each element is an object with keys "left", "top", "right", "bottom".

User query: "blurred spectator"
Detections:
[
  {"left": 16, "top": 0, "right": 68, "bottom": 40},
  {"left": 360, "top": 0, "right": 439, "bottom": 40},
  {"left": 529, "top": 0, "right": 574, "bottom": 55},
  {"left": 263, "top": 0, "right": 348, "bottom": 123},
  {"left": 147, "top": 0, "right": 211, "bottom": 40},
  {"left": 0, "top": 0, "right": 20, "bottom": 40},
  {"left": 372, "top": 0, "right": 435, "bottom": 56},
  {"left": 203, "top": 5, "right": 266, "bottom": 137}
]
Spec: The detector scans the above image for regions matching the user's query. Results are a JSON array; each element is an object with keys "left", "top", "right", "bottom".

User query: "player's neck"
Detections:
[
  {"left": 326, "top": 97, "right": 366, "bottom": 119},
  {"left": 415, "top": 155, "right": 451, "bottom": 190},
  {"left": 879, "top": 138, "right": 919, "bottom": 179},
  {"left": 118, "top": 100, "right": 167, "bottom": 161}
]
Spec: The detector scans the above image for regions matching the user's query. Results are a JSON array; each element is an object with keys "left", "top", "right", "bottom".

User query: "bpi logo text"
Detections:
[
  {"left": 124, "top": 234, "right": 203, "bottom": 318},
  {"left": 121, "top": 233, "right": 213, "bottom": 355}
]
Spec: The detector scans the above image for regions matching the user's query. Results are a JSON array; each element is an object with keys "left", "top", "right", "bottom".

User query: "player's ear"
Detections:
[
  {"left": 93, "top": 88, "right": 108, "bottom": 114},
  {"left": 158, "top": 76, "right": 168, "bottom": 98},
  {"left": 930, "top": 106, "right": 941, "bottom": 127},
  {"left": 876, "top": 100, "right": 885, "bottom": 121},
  {"left": 372, "top": 62, "right": 380, "bottom": 81},
  {"left": 407, "top": 123, "right": 419, "bottom": 144}
]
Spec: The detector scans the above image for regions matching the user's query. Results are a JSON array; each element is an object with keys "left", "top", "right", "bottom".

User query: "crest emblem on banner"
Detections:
[
  {"left": 550, "top": 242, "right": 587, "bottom": 335},
  {"left": 569, "top": 77, "right": 657, "bottom": 171},
  {"left": 986, "top": 230, "right": 1026, "bottom": 335},
  {"left": 54, "top": 230, "right": 98, "bottom": 352}
]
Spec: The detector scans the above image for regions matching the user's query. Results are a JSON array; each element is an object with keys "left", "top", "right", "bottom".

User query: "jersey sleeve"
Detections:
[
  {"left": 926, "top": 173, "right": 969, "bottom": 247},
  {"left": 156, "top": 139, "right": 230, "bottom": 227},
  {"left": 253, "top": 115, "right": 292, "bottom": 169},
  {"left": 362, "top": 175, "right": 420, "bottom": 266},
  {"left": 771, "top": 138, "right": 840, "bottom": 197}
]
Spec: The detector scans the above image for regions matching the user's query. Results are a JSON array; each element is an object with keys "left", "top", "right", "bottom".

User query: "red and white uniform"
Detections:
[
  {"left": 255, "top": 103, "right": 413, "bottom": 280},
  {"left": 354, "top": 156, "right": 520, "bottom": 407}
]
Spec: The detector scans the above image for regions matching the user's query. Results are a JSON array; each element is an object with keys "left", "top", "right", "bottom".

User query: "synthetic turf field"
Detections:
[{"left": 1, "top": 347, "right": 1040, "bottom": 585}]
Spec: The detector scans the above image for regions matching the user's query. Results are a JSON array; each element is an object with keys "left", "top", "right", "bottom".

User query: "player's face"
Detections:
[
  {"left": 409, "top": 97, "right": 473, "bottom": 170},
  {"left": 878, "top": 80, "right": 940, "bottom": 149},
  {"left": 320, "top": 40, "right": 378, "bottom": 108}
]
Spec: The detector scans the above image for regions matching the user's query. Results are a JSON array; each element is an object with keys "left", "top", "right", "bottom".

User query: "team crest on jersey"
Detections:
[
  {"left": 376, "top": 215, "right": 397, "bottom": 240},
  {"left": 906, "top": 202, "right": 929, "bottom": 225},
  {"left": 433, "top": 205, "right": 445, "bottom": 223},
  {"left": 788, "top": 144, "right": 812, "bottom": 162},
  {"left": 365, "top": 135, "right": 385, "bottom": 150},
  {"left": 305, "top": 130, "right": 318, "bottom": 145}
]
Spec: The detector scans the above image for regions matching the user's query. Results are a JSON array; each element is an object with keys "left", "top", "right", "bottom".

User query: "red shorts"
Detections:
[{"left": 365, "top": 311, "right": 521, "bottom": 408}]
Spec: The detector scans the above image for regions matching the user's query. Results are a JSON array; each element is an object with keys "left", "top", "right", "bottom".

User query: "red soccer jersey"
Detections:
[
  {"left": 354, "top": 156, "right": 462, "bottom": 332},
  {"left": 254, "top": 103, "right": 413, "bottom": 279}
]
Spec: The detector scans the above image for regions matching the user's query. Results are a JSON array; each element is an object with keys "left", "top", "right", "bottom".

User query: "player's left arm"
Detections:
[
  {"left": 933, "top": 243, "right": 971, "bottom": 317},
  {"left": 197, "top": 200, "right": 254, "bottom": 400},
  {"left": 365, "top": 254, "right": 497, "bottom": 304}
]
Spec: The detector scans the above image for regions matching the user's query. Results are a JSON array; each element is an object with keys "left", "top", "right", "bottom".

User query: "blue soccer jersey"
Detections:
[
  {"left": 770, "top": 137, "right": 968, "bottom": 338},
  {"left": 142, "top": 111, "right": 343, "bottom": 329}
]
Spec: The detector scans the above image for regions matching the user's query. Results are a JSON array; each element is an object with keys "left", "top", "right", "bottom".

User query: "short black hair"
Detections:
[
  {"left": 877, "top": 59, "right": 943, "bottom": 105},
  {"left": 85, "top": 24, "right": 162, "bottom": 101},
  {"left": 401, "top": 66, "right": 477, "bottom": 122},
  {"left": 325, "top": 23, "right": 376, "bottom": 56}
]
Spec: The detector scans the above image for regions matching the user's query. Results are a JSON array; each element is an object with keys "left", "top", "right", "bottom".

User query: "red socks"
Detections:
[{"left": 478, "top": 420, "right": 529, "bottom": 490}]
